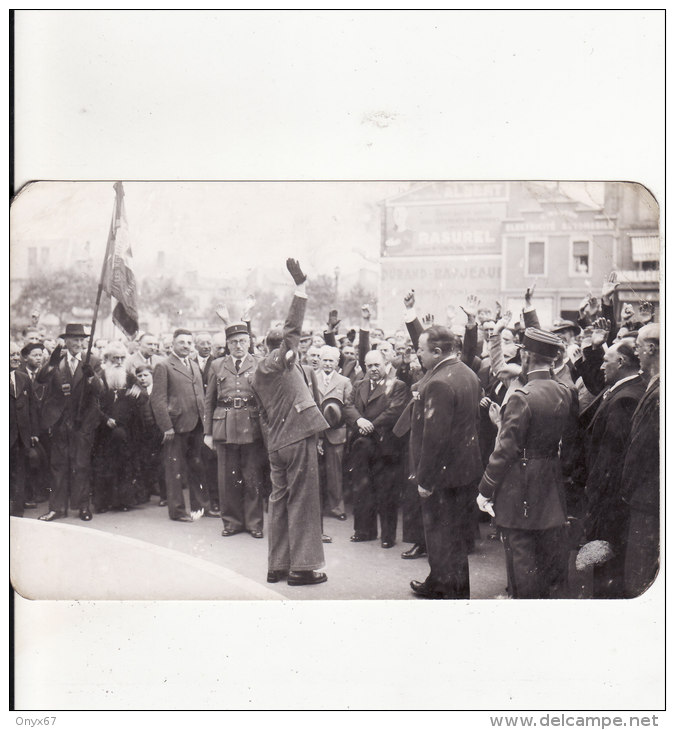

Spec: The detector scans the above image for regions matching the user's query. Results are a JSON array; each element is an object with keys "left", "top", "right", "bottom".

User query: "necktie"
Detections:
[
  {"left": 235, "top": 359, "right": 241, "bottom": 372},
  {"left": 70, "top": 357, "right": 78, "bottom": 375}
]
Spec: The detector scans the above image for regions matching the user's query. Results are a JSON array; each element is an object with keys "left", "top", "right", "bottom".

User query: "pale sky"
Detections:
[{"left": 10, "top": 181, "right": 411, "bottom": 281}]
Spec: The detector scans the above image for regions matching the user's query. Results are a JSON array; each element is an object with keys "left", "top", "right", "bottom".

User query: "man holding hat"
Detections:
[
  {"left": 38, "top": 323, "right": 102, "bottom": 522},
  {"left": 204, "top": 321, "right": 265, "bottom": 538},
  {"left": 477, "top": 327, "right": 577, "bottom": 599},
  {"left": 251, "top": 258, "right": 330, "bottom": 586},
  {"left": 316, "top": 345, "right": 352, "bottom": 521}
]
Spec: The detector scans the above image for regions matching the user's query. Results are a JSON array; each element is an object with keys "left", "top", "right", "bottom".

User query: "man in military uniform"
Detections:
[
  {"left": 204, "top": 322, "right": 265, "bottom": 538},
  {"left": 477, "top": 327, "right": 577, "bottom": 599}
]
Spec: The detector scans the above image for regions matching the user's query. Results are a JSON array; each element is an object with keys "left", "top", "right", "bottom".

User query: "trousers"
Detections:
[
  {"left": 267, "top": 435, "right": 324, "bottom": 572},
  {"left": 49, "top": 422, "right": 94, "bottom": 512},
  {"left": 163, "top": 423, "right": 210, "bottom": 520},
  {"left": 217, "top": 441, "right": 265, "bottom": 532}
]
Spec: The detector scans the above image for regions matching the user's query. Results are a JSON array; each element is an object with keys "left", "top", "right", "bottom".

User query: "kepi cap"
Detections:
[
  {"left": 520, "top": 327, "right": 564, "bottom": 359},
  {"left": 225, "top": 322, "right": 249, "bottom": 339}
]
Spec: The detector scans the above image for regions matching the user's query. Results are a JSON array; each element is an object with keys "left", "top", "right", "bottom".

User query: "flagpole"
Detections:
[{"left": 74, "top": 181, "right": 122, "bottom": 428}]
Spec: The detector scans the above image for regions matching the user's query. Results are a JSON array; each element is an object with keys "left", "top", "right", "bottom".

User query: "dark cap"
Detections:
[
  {"left": 60, "top": 323, "right": 88, "bottom": 339},
  {"left": 225, "top": 322, "right": 249, "bottom": 339},
  {"left": 173, "top": 328, "right": 193, "bottom": 339},
  {"left": 321, "top": 396, "right": 344, "bottom": 429},
  {"left": 300, "top": 331, "right": 313, "bottom": 341},
  {"left": 551, "top": 319, "right": 581, "bottom": 336},
  {"left": 520, "top": 327, "right": 564, "bottom": 358},
  {"left": 21, "top": 342, "right": 43, "bottom": 358}
]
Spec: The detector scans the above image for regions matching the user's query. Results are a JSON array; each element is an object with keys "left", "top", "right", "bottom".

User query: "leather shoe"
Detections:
[
  {"left": 79, "top": 509, "right": 92, "bottom": 521},
  {"left": 287, "top": 570, "right": 328, "bottom": 586},
  {"left": 174, "top": 515, "right": 193, "bottom": 523},
  {"left": 350, "top": 533, "right": 376, "bottom": 542},
  {"left": 158, "top": 499, "right": 168, "bottom": 507},
  {"left": 410, "top": 580, "right": 445, "bottom": 599},
  {"left": 24, "top": 501, "right": 37, "bottom": 509},
  {"left": 381, "top": 540, "right": 395, "bottom": 549},
  {"left": 206, "top": 509, "right": 221, "bottom": 518},
  {"left": 221, "top": 527, "right": 242, "bottom": 536},
  {"left": 322, "top": 534, "right": 333, "bottom": 543},
  {"left": 249, "top": 529, "right": 264, "bottom": 539},
  {"left": 38, "top": 510, "right": 65, "bottom": 522},
  {"left": 401, "top": 543, "right": 428, "bottom": 559},
  {"left": 266, "top": 569, "right": 288, "bottom": 583},
  {"left": 329, "top": 511, "right": 347, "bottom": 521}
]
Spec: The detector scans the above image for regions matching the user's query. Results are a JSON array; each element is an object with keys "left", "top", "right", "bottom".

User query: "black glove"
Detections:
[
  {"left": 327, "top": 309, "right": 340, "bottom": 332},
  {"left": 48, "top": 344, "right": 63, "bottom": 368},
  {"left": 286, "top": 258, "right": 307, "bottom": 285},
  {"left": 82, "top": 361, "right": 95, "bottom": 378}
]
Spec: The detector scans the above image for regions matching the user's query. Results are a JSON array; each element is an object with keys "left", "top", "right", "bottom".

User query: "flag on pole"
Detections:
[{"left": 103, "top": 182, "right": 139, "bottom": 338}]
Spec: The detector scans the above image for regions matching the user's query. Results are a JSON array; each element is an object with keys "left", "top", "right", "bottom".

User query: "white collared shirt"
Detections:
[{"left": 603, "top": 373, "right": 641, "bottom": 399}]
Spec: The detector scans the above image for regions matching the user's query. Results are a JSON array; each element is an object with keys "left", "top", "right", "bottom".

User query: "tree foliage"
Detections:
[{"left": 11, "top": 267, "right": 111, "bottom": 327}]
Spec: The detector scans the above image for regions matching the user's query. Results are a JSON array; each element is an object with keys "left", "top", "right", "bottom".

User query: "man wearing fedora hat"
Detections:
[
  {"left": 204, "top": 321, "right": 265, "bottom": 538},
  {"left": 477, "top": 327, "right": 577, "bottom": 599},
  {"left": 316, "top": 345, "right": 352, "bottom": 521},
  {"left": 38, "top": 323, "right": 103, "bottom": 522}
]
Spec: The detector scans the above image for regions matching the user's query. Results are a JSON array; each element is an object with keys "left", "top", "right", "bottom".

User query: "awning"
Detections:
[{"left": 631, "top": 235, "right": 660, "bottom": 262}]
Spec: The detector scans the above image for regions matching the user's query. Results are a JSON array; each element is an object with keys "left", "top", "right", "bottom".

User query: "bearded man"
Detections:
[{"left": 92, "top": 342, "right": 137, "bottom": 512}]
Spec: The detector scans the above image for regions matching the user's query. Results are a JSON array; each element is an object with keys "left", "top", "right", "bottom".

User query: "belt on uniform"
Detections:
[{"left": 217, "top": 396, "right": 257, "bottom": 409}]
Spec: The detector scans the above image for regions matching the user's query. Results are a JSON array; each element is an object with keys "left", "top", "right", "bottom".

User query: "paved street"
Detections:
[{"left": 14, "top": 494, "right": 510, "bottom": 601}]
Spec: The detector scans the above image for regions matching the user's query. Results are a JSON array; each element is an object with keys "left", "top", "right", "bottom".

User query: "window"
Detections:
[
  {"left": 28, "top": 247, "right": 37, "bottom": 268},
  {"left": 41, "top": 247, "right": 50, "bottom": 266},
  {"left": 571, "top": 240, "right": 590, "bottom": 276},
  {"left": 527, "top": 240, "right": 546, "bottom": 276}
]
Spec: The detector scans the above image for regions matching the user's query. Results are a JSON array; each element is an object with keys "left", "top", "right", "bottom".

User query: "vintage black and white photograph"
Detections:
[
  {"left": 10, "top": 179, "right": 661, "bottom": 603},
  {"left": 9, "top": 8, "right": 665, "bottom": 716}
]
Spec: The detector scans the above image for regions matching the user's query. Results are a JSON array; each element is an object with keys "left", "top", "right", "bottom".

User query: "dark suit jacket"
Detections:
[
  {"left": 409, "top": 357, "right": 482, "bottom": 492},
  {"left": 344, "top": 372, "right": 408, "bottom": 457},
  {"left": 37, "top": 354, "right": 102, "bottom": 434},
  {"left": 191, "top": 353, "right": 214, "bottom": 393},
  {"left": 620, "top": 377, "right": 659, "bottom": 516},
  {"left": 581, "top": 375, "right": 645, "bottom": 542},
  {"left": 479, "top": 371, "right": 577, "bottom": 530},
  {"left": 150, "top": 352, "right": 205, "bottom": 434},
  {"left": 10, "top": 370, "right": 38, "bottom": 448},
  {"left": 251, "top": 294, "right": 329, "bottom": 453}
]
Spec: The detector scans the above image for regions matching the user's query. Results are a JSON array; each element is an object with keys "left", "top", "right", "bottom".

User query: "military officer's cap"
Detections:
[
  {"left": 520, "top": 327, "right": 564, "bottom": 358},
  {"left": 225, "top": 322, "right": 249, "bottom": 339}
]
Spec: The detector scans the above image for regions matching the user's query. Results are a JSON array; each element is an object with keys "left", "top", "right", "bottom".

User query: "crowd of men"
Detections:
[{"left": 10, "top": 262, "right": 660, "bottom": 597}]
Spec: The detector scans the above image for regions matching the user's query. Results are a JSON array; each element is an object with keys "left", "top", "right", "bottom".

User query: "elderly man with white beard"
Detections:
[{"left": 92, "top": 341, "right": 137, "bottom": 513}]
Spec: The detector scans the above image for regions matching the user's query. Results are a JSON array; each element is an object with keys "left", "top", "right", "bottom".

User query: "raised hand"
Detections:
[
  {"left": 620, "top": 303, "right": 634, "bottom": 323},
  {"left": 327, "top": 309, "right": 341, "bottom": 333},
  {"left": 494, "top": 300, "right": 502, "bottom": 321},
  {"left": 638, "top": 301, "right": 654, "bottom": 323},
  {"left": 591, "top": 317, "right": 610, "bottom": 347},
  {"left": 524, "top": 284, "right": 536, "bottom": 307},
  {"left": 361, "top": 304, "right": 371, "bottom": 321},
  {"left": 286, "top": 258, "right": 307, "bottom": 285},
  {"left": 601, "top": 271, "right": 618, "bottom": 303},
  {"left": 422, "top": 313, "right": 435, "bottom": 327},
  {"left": 403, "top": 290, "right": 415, "bottom": 310},
  {"left": 494, "top": 310, "right": 512, "bottom": 334},
  {"left": 48, "top": 344, "right": 63, "bottom": 368},
  {"left": 460, "top": 294, "right": 480, "bottom": 324},
  {"left": 215, "top": 304, "right": 230, "bottom": 324}
]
